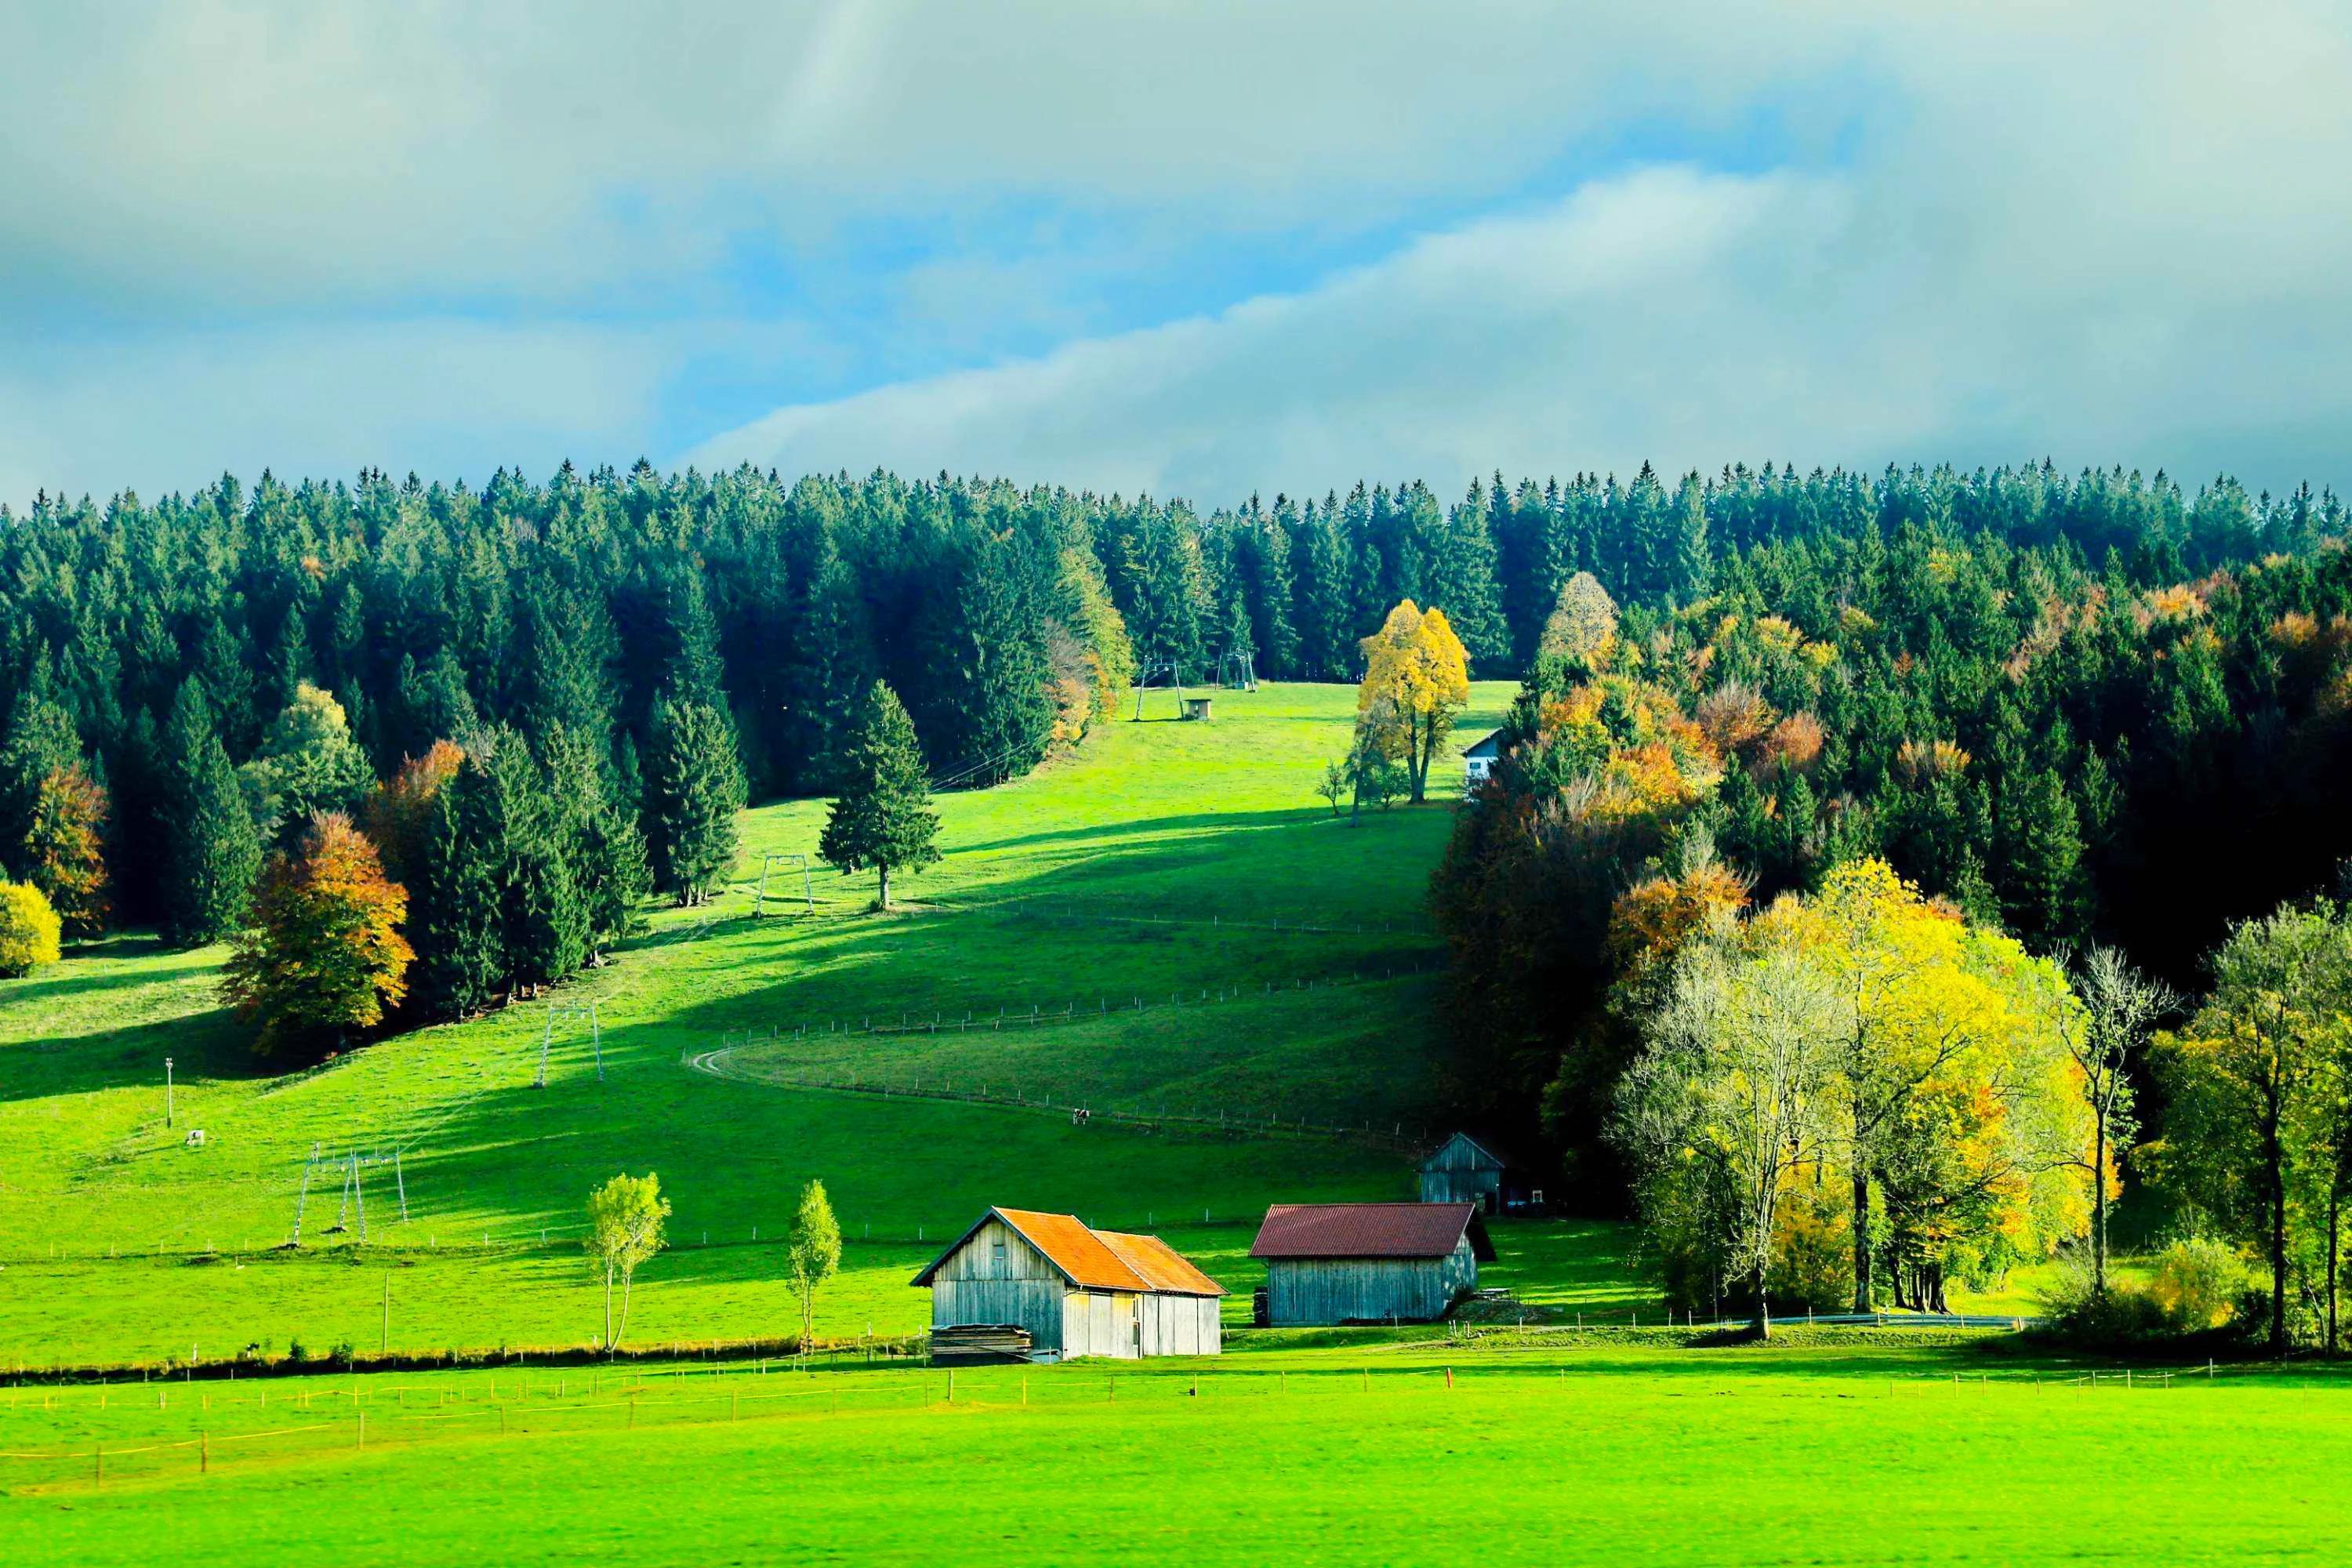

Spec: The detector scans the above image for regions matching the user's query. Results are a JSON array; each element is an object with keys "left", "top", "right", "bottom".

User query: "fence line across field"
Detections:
[
  {"left": 0, "top": 1352, "right": 2296, "bottom": 1491},
  {"left": 691, "top": 1051, "right": 1428, "bottom": 1154},
  {"left": 702, "top": 958, "right": 1444, "bottom": 1058}
]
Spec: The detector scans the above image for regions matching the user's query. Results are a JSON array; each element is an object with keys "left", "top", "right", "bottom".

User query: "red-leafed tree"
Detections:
[
  {"left": 223, "top": 811, "right": 413, "bottom": 1054},
  {"left": 360, "top": 739, "right": 464, "bottom": 888}
]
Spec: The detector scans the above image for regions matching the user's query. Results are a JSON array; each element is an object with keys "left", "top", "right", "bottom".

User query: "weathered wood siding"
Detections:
[
  {"left": 1062, "top": 1289, "right": 1139, "bottom": 1359},
  {"left": 1264, "top": 1236, "right": 1478, "bottom": 1325},
  {"left": 927, "top": 1218, "right": 1065, "bottom": 1355},
  {"left": 1419, "top": 1134, "right": 1503, "bottom": 1207},
  {"left": 1136, "top": 1292, "right": 1222, "bottom": 1356}
]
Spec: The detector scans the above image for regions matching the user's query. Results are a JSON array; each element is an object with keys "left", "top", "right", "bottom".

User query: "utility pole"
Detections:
[{"left": 165, "top": 1058, "right": 174, "bottom": 1129}]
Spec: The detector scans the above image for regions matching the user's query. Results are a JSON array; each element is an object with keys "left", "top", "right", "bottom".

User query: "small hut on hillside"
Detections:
[
  {"left": 1417, "top": 1131, "right": 1539, "bottom": 1214},
  {"left": 911, "top": 1207, "right": 1225, "bottom": 1362},
  {"left": 1249, "top": 1203, "right": 1493, "bottom": 1326},
  {"left": 1461, "top": 729, "right": 1506, "bottom": 796}
]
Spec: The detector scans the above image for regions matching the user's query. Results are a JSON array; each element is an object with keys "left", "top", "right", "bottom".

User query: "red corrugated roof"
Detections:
[
  {"left": 1250, "top": 1203, "right": 1485, "bottom": 1260},
  {"left": 910, "top": 1208, "right": 1223, "bottom": 1296}
]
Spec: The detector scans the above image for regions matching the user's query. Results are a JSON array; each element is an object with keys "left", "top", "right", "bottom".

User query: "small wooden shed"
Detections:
[
  {"left": 911, "top": 1207, "right": 1225, "bottom": 1361},
  {"left": 1181, "top": 696, "right": 1214, "bottom": 721},
  {"left": 1250, "top": 1203, "right": 1494, "bottom": 1326},
  {"left": 1418, "top": 1131, "right": 1538, "bottom": 1213},
  {"left": 1461, "top": 728, "right": 1505, "bottom": 797}
]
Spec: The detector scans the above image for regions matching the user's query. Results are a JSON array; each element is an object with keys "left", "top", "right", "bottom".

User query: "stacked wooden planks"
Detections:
[{"left": 929, "top": 1324, "right": 1034, "bottom": 1365}]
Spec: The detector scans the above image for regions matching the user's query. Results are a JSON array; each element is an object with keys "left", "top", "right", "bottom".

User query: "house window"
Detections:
[{"left": 992, "top": 1238, "right": 1007, "bottom": 1275}]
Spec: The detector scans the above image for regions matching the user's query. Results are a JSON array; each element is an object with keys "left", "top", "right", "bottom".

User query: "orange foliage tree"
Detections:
[
  {"left": 223, "top": 811, "right": 413, "bottom": 1054},
  {"left": 24, "top": 764, "right": 109, "bottom": 939},
  {"left": 361, "top": 740, "right": 464, "bottom": 888}
]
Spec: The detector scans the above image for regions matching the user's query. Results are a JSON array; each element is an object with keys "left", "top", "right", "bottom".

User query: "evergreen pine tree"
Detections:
[
  {"left": 1666, "top": 473, "right": 1712, "bottom": 605},
  {"left": 1295, "top": 495, "right": 1356, "bottom": 681},
  {"left": 819, "top": 682, "right": 940, "bottom": 911},
  {"left": 500, "top": 737, "right": 587, "bottom": 993},
  {"left": 412, "top": 737, "right": 514, "bottom": 1017},
  {"left": 1429, "top": 481, "right": 1512, "bottom": 672},
  {"left": 544, "top": 725, "right": 650, "bottom": 961},
  {"left": 1249, "top": 504, "right": 1301, "bottom": 678},
  {"left": 0, "top": 674, "right": 81, "bottom": 875},
  {"left": 662, "top": 569, "right": 728, "bottom": 710},
  {"left": 645, "top": 695, "right": 745, "bottom": 906},
  {"left": 158, "top": 681, "right": 263, "bottom": 946},
  {"left": 2001, "top": 764, "right": 2088, "bottom": 948}
]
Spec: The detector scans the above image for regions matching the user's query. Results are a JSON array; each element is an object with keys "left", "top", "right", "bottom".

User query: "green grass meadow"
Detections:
[
  {"left": 2, "top": 684, "right": 1511, "bottom": 1366},
  {"left": 5, "top": 1346, "right": 2348, "bottom": 1566},
  {"left": 11, "top": 679, "right": 2321, "bottom": 1565}
]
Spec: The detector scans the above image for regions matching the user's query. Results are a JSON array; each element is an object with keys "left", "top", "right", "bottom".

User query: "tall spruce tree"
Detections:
[
  {"left": 0, "top": 677, "right": 81, "bottom": 877},
  {"left": 1430, "top": 481, "right": 1512, "bottom": 672},
  {"left": 499, "top": 735, "right": 587, "bottom": 993},
  {"left": 412, "top": 736, "right": 514, "bottom": 1017},
  {"left": 819, "top": 682, "right": 940, "bottom": 911},
  {"left": 158, "top": 681, "right": 263, "bottom": 946},
  {"left": 645, "top": 695, "right": 744, "bottom": 906},
  {"left": 543, "top": 724, "right": 649, "bottom": 961}
]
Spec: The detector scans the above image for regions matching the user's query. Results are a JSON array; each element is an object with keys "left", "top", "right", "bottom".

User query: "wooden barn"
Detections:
[
  {"left": 1250, "top": 1203, "right": 1494, "bottom": 1326},
  {"left": 1418, "top": 1131, "right": 1539, "bottom": 1213},
  {"left": 911, "top": 1207, "right": 1225, "bottom": 1362}
]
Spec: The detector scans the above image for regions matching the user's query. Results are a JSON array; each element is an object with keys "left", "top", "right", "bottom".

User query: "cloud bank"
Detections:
[{"left": 5, "top": 2, "right": 2349, "bottom": 506}]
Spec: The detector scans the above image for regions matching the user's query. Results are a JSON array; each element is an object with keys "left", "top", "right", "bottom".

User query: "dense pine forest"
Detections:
[
  {"left": 8, "top": 454, "right": 2352, "bottom": 1340},
  {"left": 4, "top": 456, "right": 2339, "bottom": 931},
  {"left": 0, "top": 456, "right": 2343, "bottom": 1001}
]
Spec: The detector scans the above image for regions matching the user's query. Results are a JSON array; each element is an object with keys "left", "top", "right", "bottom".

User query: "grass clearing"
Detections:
[
  {"left": 5, "top": 1351, "right": 2347, "bottom": 1565},
  {"left": 2, "top": 684, "right": 1512, "bottom": 1365}
]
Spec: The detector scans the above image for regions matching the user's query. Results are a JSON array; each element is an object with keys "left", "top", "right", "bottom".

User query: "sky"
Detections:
[{"left": 4, "top": 1, "right": 2349, "bottom": 510}]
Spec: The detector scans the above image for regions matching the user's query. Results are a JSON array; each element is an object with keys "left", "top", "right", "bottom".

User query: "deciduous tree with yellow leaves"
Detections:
[
  {"left": 1355, "top": 601, "right": 1470, "bottom": 804},
  {"left": 1614, "top": 858, "right": 2096, "bottom": 1323}
]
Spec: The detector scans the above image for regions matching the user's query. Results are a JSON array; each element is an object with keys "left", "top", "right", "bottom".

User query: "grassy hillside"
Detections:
[{"left": 0, "top": 683, "right": 1525, "bottom": 1366}]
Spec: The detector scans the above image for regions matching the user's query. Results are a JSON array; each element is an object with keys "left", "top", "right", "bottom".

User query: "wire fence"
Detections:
[
  {"left": 705, "top": 959, "right": 1443, "bottom": 1051},
  {"left": 688, "top": 1051, "right": 1431, "bottom": 1155},
  {"left": 0, "top": 1352, "right": 2304, "bottom": 1494},
  {"left": 2, "top": 1331, "right": 927, "bottom": 1389}
]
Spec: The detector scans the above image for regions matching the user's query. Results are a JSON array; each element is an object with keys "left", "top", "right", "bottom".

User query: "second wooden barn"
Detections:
[
  {"left": 1250, "top": 1202, "right": 1494, "bottom": 1325},
  {"left": 911, "top": 1207, "right": 1225, "bottom": 1361}
]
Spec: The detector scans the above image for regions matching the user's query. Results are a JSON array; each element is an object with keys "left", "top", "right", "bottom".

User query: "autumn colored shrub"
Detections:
[{"left": 0, "top": 880, "right": 63, "bottom": 977}]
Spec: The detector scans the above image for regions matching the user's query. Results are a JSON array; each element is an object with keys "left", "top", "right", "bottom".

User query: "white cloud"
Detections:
[
  {"left": 688, "top": 2, "right": 2352, "bottom": 499},
  {"left": 5, "top": 2, "right": 2350, "bottom": 503}
]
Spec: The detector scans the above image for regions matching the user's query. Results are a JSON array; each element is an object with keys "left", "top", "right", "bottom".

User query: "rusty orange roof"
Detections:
[
  {"left": 1096, "top": 1229, "right": 1225, "bottom": 1297},
  {"left": 909, "top": 1207, "right": 1223, "bottom": 1296}
]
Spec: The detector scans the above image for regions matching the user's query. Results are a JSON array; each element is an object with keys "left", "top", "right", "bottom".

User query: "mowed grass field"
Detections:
[
  {"left": 2, "top": 682, "right": 1526, "bottom": 1367},
  {"left": 5, "top": 1345, "right": 2349, "bottom": 1566}
]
